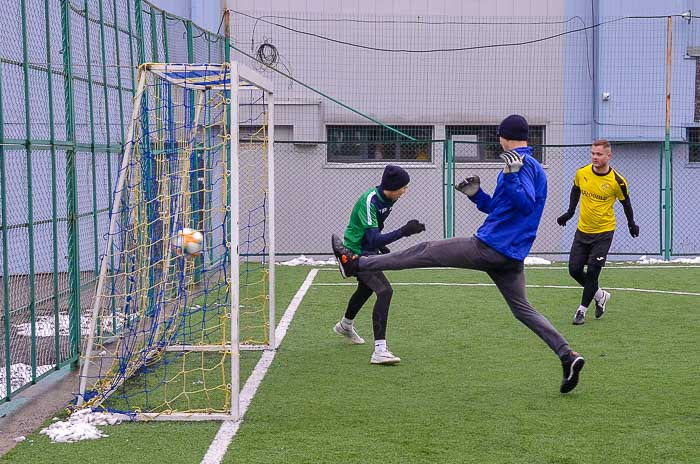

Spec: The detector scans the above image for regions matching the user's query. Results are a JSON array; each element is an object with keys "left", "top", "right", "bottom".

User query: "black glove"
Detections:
[
  {"left": 400, "top": 219, "right": 426, "bottom": 237},
  {"left": 557, "top": 213, "right": 573, "bottom": 226},
  {"left": 628, "top": 223, "right": 639, "bottom": 238},
  {"left": 455, "top": 176, "right": 480, "bottom": 197},
  {"left": 379, "top": 245, "right": 391, "bottom": 254}
]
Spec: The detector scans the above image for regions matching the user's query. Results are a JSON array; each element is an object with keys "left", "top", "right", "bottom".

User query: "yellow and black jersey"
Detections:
[{"left": 573, "top": 164, "right": 629, "bottom": 234}]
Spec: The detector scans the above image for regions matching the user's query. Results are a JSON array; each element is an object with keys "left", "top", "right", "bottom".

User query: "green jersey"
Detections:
[{"left": 343, "top": 187, "right": 394, "bottom": 254}]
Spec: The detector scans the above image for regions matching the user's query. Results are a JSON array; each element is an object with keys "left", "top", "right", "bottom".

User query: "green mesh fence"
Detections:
[{"left": 1, "top": 4, "right": 699, "bottom": 403}]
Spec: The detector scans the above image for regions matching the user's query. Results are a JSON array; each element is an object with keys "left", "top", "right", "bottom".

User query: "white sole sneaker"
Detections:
[
  {"left": 595, "top": 290, "right": 610, "bottom": 319},
  {"left": 370, "top": 350, "right": 401, "bottom": 365},
  {"left": 333, "top": 322, "right": 365, "bottom": 344}
]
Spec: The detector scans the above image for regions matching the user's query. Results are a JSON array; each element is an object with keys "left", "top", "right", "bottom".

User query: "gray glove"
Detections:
[
  {"left": 499, "top": 150, "right": 524, "bottom": 174},
  {"left": 455, "top": 176, "right": 480, "bottom": 197}
]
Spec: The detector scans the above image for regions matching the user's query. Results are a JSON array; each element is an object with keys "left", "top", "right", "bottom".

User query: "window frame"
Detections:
[
  {"left": 326, "top": 124, "right": 434, "bottom": 163},
  {"left": 687, "top": 127, "right": 700, "bottom": 163},
  {"left": 445, "top": 125, "right": 546, "bottom": 163}
]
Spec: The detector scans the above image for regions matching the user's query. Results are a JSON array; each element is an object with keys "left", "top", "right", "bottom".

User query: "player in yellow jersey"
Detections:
[{"left": 557, "top": 139, "right": 639, "bottom": 325}]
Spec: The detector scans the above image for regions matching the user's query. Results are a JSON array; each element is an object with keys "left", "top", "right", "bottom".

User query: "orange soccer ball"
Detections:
[{"left": 173, "top": 228, "right": 204, "bottom": 257}]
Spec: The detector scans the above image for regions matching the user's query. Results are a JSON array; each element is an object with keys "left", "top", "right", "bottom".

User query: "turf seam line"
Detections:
[{"left": 201, "top": 269, "right": 320, "bottom": 464}]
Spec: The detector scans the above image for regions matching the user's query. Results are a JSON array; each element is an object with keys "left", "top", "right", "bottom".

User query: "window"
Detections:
[
  {"left": 327, "top": 125, "right": 433, "bottom": 163},
  {"left": 446, "top": 125, "right": 545, "bottom": 163},
  {"left": 688, "top": 127, "right": 700, "bottom": 162},
  {"left": 240, "top": 125, "right": 293, "bottom": 142}
]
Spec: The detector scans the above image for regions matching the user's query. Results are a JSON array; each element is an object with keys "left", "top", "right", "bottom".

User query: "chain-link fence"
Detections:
[
  {"left": 2, "top": 2, "right": 699, "bottom": 402},
  {"left": 0, "top": 0, "right": 229, "bottom": 403}
]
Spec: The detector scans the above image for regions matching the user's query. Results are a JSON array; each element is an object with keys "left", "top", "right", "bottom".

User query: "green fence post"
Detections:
[
  {"left": 83, "top": 0, "right": 99, "bottom": 275},
  {"left": 150, "top": 6, "right": 159, "bottom": 62},
  {"left": 20, "top": 0, "right": 37, "bottom": 383},
  {"left": 658, "top": 143, "right": 664, "bottom": 256},
  {"left": 445, "top": 140, "right": 455, "bottom": 238},
  {"left": 135, "top": 0, "right": 145, "bottom": 65},
  {"left": 663, "top": 139, "right": 672, "bottom": 261},
  {"left": 668, "top": 143, "right": 673, "bottom": 257},
  {"left": 0, "top": 65, "right": 11, "bottom": 400},
  {"left": 663, "top": 16, "right": 672, "bottom": 261},
  {"left": 126, "top": 0, "right": 137, "bottom": 88},
  {"left": 60, "top": 0, "right": 81, "bottom": 366},
  {"left": 161, "top": 10, "right": 169, "bottom": 62},
  {"left": 44, "top": 0, "right": 61, "bottom": 369}
]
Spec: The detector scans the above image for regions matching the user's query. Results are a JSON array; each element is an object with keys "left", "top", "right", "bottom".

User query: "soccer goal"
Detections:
[{"left": 77, "top": 62, "right": 275, "bottom": 421}]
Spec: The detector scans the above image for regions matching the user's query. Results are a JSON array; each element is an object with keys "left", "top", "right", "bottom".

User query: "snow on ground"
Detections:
[
  {"left": 279, "top": 255, "right": 555, "bottom": 266},
  {"left": 278, "top": 255, "right": 336, "bottom": 266},
  {"left": 14, "top": 314, "right": 91, "bottom": 338},
  {"left": 524, "top": 257, "right": 551, "bottom": 265},
  {"left": 40, "top": 409, "right": 124, "bottom": 443},
  {"left": 279, "top": 254, "right": 700, "bottom": 268},
  {"left": 0, "top": 364, "right": 53, "bottom": 398},
  {"left": 636, "top": 255, "right": 700, "bottom": 264}
]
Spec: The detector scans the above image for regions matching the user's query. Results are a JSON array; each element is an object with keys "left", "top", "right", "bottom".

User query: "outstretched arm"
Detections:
[
  {"left": 364, "top": 219, "right": 426, "bottom": 250},
  {"left": 364, "top": 227, "right": 403, "bottom": 250},
  {"left": 469, "top": 189, "right": 495, "bottom": 213},
  {"left": 455, "top": 175, "right": 494, "bottom": 213},
  {"left": 557, "top": 185, "right": 581, "bottom": 226}
]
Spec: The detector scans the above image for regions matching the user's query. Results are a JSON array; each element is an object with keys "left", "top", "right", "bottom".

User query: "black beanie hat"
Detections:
[
  {"left": 379, "top": 164, "right": 410, "bottom": 192},
  {"left": 497, "top": 114, "right": 529, "bottom": 141}
]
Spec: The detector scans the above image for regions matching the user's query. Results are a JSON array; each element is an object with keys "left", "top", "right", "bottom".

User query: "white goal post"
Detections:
[{"left": 77, "top": 61, "right": 275, "bottom": 422}]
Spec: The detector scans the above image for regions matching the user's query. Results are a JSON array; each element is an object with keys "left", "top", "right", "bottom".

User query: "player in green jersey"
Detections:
[{"left": 333, "top": 164, "right": 425, "bottom": 364}]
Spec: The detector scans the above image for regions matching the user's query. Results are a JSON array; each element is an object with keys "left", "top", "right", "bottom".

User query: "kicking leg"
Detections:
[
  {"left": 487, "top": 268, "right": 584, "bottom": 393},
  {"left": 487, "top": 268, "right": 571, "bottom": 358},
  {"left": 359, "top": 237, "right": 494, "bottom": 273}
]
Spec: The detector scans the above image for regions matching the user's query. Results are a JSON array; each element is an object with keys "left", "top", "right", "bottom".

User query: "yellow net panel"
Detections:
[{"left": 79, "top": 64, "right": 270, "bottom": 416}]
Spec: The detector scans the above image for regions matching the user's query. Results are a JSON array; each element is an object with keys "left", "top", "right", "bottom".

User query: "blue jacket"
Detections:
[{"left": 468, "top": 146, "right": 547, "bottom": 261}]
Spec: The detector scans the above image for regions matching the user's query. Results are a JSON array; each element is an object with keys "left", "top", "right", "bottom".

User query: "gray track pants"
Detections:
[{"left": 359, "top": 236, "right": 571, "bottom": 358}]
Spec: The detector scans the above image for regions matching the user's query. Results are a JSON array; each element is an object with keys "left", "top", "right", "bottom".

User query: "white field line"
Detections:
[
  {"left": 318, "top": 265, "right": 700, "bottom": 271},
  {"left": 201, "top": 269, "right": 319, "bottom": 464},
  {"left": 314, "top": 281, "right": 700, "bottom": 297}
]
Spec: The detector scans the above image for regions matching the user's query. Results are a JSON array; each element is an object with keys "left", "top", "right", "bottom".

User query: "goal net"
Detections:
[{"left": 77, "top": 62, "right": 275, "bottom": 420}]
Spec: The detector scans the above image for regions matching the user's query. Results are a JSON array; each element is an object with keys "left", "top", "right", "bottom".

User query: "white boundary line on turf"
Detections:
[
  {"left": 201, "top": 269, "right": 319, "bottom": 464},
  {"left": 317, "top": 265, "right": 700, "bottom": 271},
  {"left": 314, "top": 282, "right": 700, "bottom": 297}
]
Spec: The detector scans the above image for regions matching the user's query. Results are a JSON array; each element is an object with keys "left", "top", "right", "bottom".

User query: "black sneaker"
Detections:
[
  {"left": 560, "top": 351, "right": 585, "bottom": 394},
  {"left": 595, "top": 290, "right": 610, "bottom": 319},
  {"left": 331, "top": 234, "right": 359, "bottom": 278},
  {"left": 572, "top": 309, "right": 585, "bottom": 325}
]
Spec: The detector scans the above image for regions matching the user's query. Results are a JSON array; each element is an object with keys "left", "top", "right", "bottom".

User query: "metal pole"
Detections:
[
  {"left": 0, "top": 65, "right": 11, "bottom": 400},
  {"left": 445, "top": 140, "right": 455, "bottom": 238},
  {"left": 229, "top": 62, "right": 241, "bottom": 421},
  {"left": 20, "top": 0, "right": 38, "bottom": 383},
  {"left": 84, "top": 0, "right": 99, "bottom": 276},
  {"left": 61, "top": 0, "right": 81, "bottom": 366},
  {"left": 44, "top": 0, "right": 61, "bottom": 369},
  {"left": 664, "top": 16, "right": 673, "bottom": 261},
  {"left": 267, "top": 92, "right": 276, "bottom": 349}
]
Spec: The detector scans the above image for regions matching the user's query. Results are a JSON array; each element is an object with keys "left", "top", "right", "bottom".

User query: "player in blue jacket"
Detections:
[{"left": 332, "top": 115, "right": 585, "bottom": 393}]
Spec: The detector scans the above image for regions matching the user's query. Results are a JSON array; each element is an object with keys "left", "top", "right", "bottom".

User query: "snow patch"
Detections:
[
  {"left": 40, "top": 409, "right": 123, "bottom": 443},
  {"left": 278, "top": 255, "right": 337, "bottom": 266},
  {"left": 524, "top": 256, "right": 552, "bottom": 265},
  {"left": 14, "top": 314, "right": 91, "bottom": 338},
  {"left": 637, "top": 255, "right": 700, "bottom": 265},
  {"left": 0, "top": 363, "right": 53, "bottom": 398}
]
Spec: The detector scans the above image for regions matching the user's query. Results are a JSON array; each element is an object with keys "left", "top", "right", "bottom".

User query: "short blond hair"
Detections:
[{"left": 592, "top": 139, "right": 611, "bottom": 150}]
